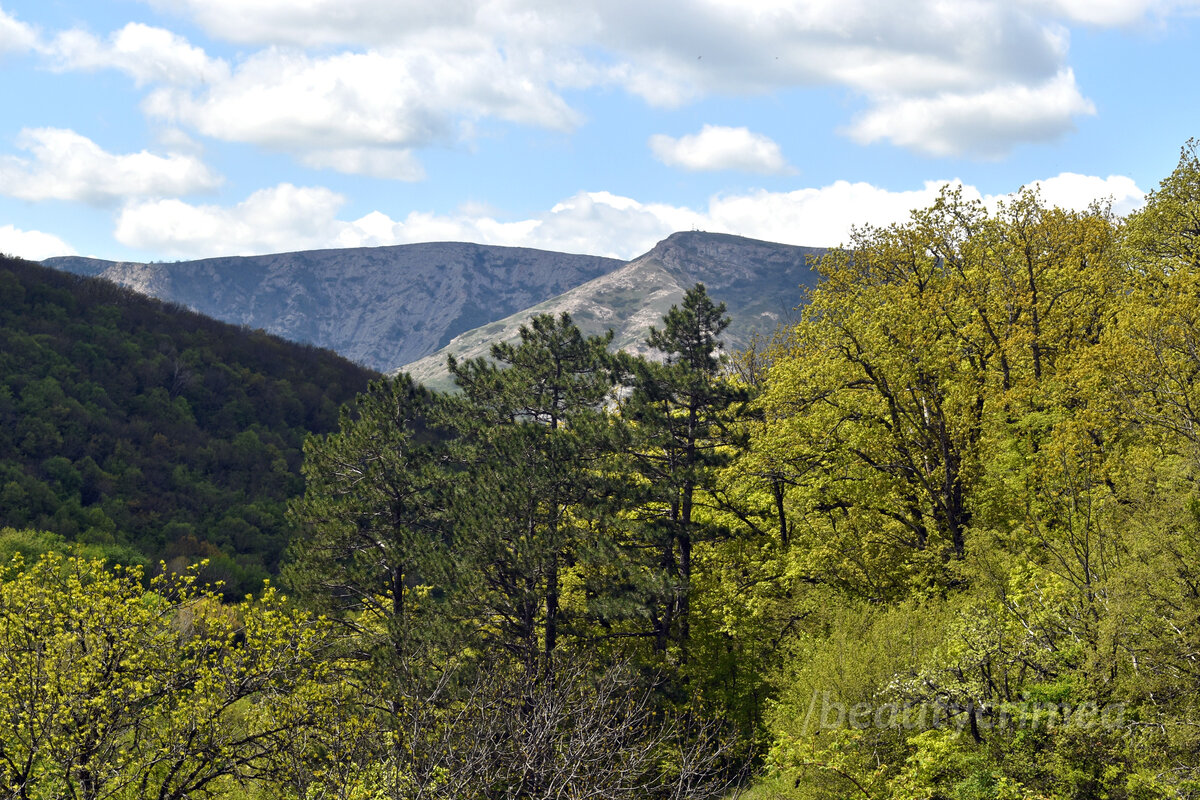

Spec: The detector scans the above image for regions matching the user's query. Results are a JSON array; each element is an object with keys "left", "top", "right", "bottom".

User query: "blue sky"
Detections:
[{"left": 0, "top": 0, "right": 1196, "bottom": 262}]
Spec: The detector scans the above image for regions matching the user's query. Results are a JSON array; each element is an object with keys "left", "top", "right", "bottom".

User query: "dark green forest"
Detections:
[
  {"left": 4, "top": 140, "right": 1200, "bottom": 800},
  {"left": 0, "top": 256, "right": 376, "bottom": 594}
]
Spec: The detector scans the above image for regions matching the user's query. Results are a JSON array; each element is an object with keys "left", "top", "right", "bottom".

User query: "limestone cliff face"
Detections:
[
  {"left": 402, "top": 232, "right": 825, "bottom": 390},
  {"left": 45, "top": 243, "right": 623, "bottom": 371}
]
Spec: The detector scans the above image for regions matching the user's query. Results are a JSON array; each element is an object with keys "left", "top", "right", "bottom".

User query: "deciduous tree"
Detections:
[{"left": 0, "top": 551, "right": 333, "bottom": 800}]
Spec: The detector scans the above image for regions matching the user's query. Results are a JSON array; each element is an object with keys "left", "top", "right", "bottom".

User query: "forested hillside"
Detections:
[
  {"left": 4, "top": 140, "right": 1200, "bottom": 800},
  {"left": 0, "top": 256, "right": 377, "bottom": 594}
]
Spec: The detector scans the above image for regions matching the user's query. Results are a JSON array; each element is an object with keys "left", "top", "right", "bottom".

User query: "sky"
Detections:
[{"left": 0, "top": 1, "right": 1197, "bottom": 263}]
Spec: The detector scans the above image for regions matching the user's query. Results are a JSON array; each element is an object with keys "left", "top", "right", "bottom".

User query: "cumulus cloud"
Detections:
[
  {"left": 140, "top": 39, "right": 579, "bottom": 153},
  {"left": 44, "top": 21, "right": 581, "bottom": 173},
  {"left": 0, "top": 7, "right": 36, "bottom": 53},
  {"left": 138, "top": 0, "right": 480, "bottom": 47},
  {"left": 846, "top": 70, "right": 1096, "bottom": 158},
  {"left": 115, "top": 183, "right": 350, "bottom": 257},
  {"left": 48, "top": 22, "right": 228, "bottom": 86},
  {"left": 139, "top": 0, "right": 1067, "bottom": 95},
  {"left": 649, "top": 125, "right": 792, "bottom": 174},
  {"left": 113, "top": 183, "right": 682, "bottom": 259},
  {"left": 0, "top": 225, "right": 75, "bottom": 260},
  {"left": 140, "top": 1, "right": 1073, "bottom": 98},
  {"left": 110, "top": 174, "right": 1146, "bottom": 261},
  {"left": 1028, "top": 0, "right": 1200, "bottom": 26},
  {"left": 110, "top": 0, "right": 1168, "bottom": 158},
  {"left": 1018, "top": 172, "right": 1145, "bottom": 216},
  {"left": 0, "top": 127, "right": 222, "bottom": 205}
]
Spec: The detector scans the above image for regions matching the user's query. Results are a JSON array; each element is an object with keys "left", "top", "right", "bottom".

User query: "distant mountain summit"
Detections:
[
  {"left": 403, "top": 231, "right": 824, "bottom": 390},
  {"left": 44, "top": 233, "right": 825, "bottom": 386},
  {"left": 45, "top": 244, "right": 622, "bottom": 370}
]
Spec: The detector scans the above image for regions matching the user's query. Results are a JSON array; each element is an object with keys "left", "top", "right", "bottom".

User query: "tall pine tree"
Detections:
[
  {"left": 622, "top": 284, "right": 743, "bottom": 664},
  {"left": 448, "top": 313, "right": 623, "bottom": 680}
]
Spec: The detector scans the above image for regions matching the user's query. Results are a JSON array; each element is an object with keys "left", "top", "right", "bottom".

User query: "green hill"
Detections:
[{"left": 0, "top": 254, "right": 377, "bottom": 594}]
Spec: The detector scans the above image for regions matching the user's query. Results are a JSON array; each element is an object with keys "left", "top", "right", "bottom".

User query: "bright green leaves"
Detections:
[
  {"left": 1122, "top": 138, "right": 1200, "bottom": 271},
  {"left": 0, "top": 552, "right": 333, "bottom": 800},
  {"left": 1110, "top": 141, "right": 1200, "bottom": 448},
  {"left": 753, "top": 185, "right": 1123, "bottom": 598},
  {"left": 753, "top": 144, "right": 1200, "bottom": 798}
]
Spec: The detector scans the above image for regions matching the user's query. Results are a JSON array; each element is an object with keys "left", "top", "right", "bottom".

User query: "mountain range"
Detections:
[
  {"left": 45, "top": 244, "right": 622, "bottom": 371},
  {"left": 45, "top": 232, "right": 825, "bottom": 388}
]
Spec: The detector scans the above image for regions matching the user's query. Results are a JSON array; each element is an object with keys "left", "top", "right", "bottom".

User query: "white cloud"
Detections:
[
  {"left": 110, "top": 173, "right": 1145, "bottom": 261},
  {"left": 649, "top": 125, "right": 792, "bottom": 174},
  {"left": 1019, "top": 172, "right": 1145, "bottom": 216},
  {"left": 0, "top": 7, "right": 36, "bottom": 53},
  {"left": 140, "top": 0, "right": 1068, "bottom": 95},
  {"left": 49, "top": 22, "right": 228, "bottom": 86},
  {"left": 703, "top": 182, "right": 969, "bottom": 246},
  {"left": 0, "top": 225, "right": 75, "bottom": 260},
  {"left": 117, "top": 0, "right": 1147, "bottom": 158},
  {"left": 141, "top": 40, "right": 579, "bottom": 152},
  {"left": 139, "top": 0, "right": 1075, "bottom": 99},
  {"left": 115, "top": 183, "right": 349, "bottom": 257},
  {"left": 0, "top": 128, "right": 222, "bottom": 205},
  {"left": 138, "top": 0, "right": 480, "bottom": 47},
  {"left": 1029, "top": 0, "right": 1200, "bottom": 26},
  {"left": 846, "top": 70, "right": 1096, "bottom": 158}
]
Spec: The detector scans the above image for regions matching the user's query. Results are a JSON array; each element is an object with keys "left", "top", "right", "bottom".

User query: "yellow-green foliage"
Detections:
[
  {"left": 742, "top": 141, "right": 1200, "bottom": 798},
  {"left": 10, "top": 142, "right": 1200, "bottom": 800},
  {"left": 0, "top": 551, "right": 335, "bottom": 800}
]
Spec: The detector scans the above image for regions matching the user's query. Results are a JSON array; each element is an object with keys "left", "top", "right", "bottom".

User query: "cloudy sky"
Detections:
[{"left": 0, "top": 0, "right": 1196, "bottom": 262}]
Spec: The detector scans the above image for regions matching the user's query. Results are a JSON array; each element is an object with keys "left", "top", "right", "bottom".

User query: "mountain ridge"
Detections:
[
  {"left": 43, "top": 233, "right": 826, "bottom": 388},
  {"left": 45, "top": 243, "right": 623, "bottom": 370}
]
